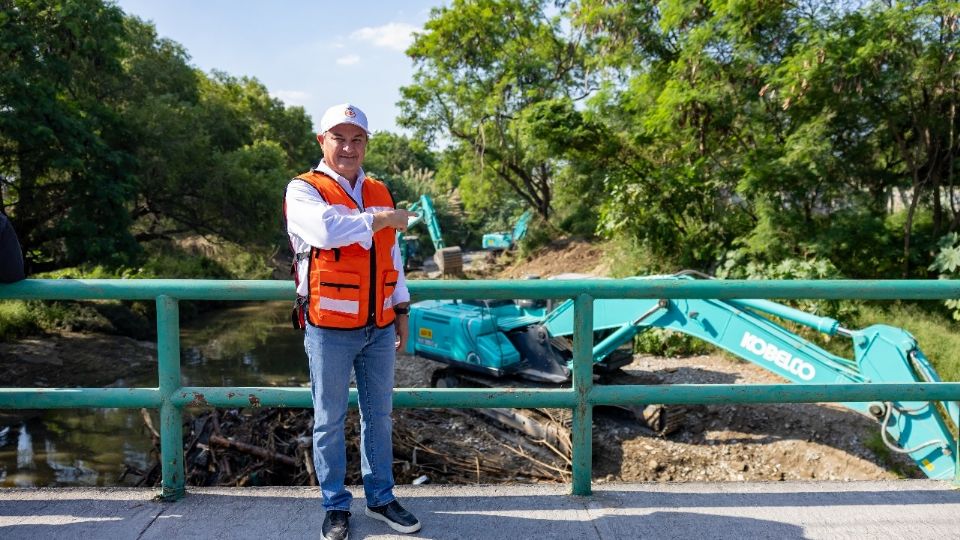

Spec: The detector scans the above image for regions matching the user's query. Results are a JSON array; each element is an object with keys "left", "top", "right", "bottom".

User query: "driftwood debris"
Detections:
[
  {"left": 126, "top": 406, "right": 568, "bottom": 488},
  {"left": 209, "top": 434, "right": 297, "bottom": 467},
  {"left": 139, "top": 408, "right": 160, "bottom": 443}
]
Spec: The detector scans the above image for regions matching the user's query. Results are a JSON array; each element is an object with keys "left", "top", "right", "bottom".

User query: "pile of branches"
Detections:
[
  {"left": 123, "top": 407, "right": 569, "bottom": 488},
  {"left": 121, "top": 408, "right": 314, "bottom": 487},
  {"left": 392, "top": 408, "right": 569, "bottom": 484}
]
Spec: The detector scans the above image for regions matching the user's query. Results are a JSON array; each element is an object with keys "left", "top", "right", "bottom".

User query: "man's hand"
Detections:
[
  {"left": 373, "top": 209, "right": 418, "bottom": 233},
  {"left": 394, "top": 313, "right": 409, "bottom": 352}
]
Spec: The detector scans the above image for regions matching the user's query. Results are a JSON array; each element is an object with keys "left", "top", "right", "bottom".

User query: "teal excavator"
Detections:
[
  {"left": 397, "top": 194, "right": 463, "bottom": 275},
  {"left": 482, "top": 210, "right": 532, "bottom": 252},
  {"left": 405, "top": 272, "right": 959, "bottom": 480}
]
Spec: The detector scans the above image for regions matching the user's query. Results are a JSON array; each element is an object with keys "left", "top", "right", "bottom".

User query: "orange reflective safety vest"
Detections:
[{"left": 285, "top": 170, "right": 399, "bottom": 330}]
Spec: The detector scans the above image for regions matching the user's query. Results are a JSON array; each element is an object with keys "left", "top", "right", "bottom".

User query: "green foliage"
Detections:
[
  {"left": 603, "top": 236, "right": 665, "bottom": 277},
  {"left": 364, "top": 131, "right": 437, "bottom": 179},
  {"left": 0, "top": 297, "right": 157, "bottom": 340},
  {"left": 0, "top": 301, "right": 39, "bottom": 341},
  {"left": 516, "top": 98, "right": 607, "bottom": 236},
  {"left": 400, "top": 0, "right": 594, "bottom": 225},
  {"left": 137, "top": 250, "right": 232, "bottom": 280},
  {"left": 929, "top": 233, "right": 960, "bottom": 274},
  {"left": 577, "top": 0, "right": 774, "bottom": 271},
  {"left": 0, "top": 237, "right": 274, "bottom": 340},
  {"left": 129, "top": 71, "right": 313, "bottom": 249},
  {"left": 1, "top": 0, "right": 139, "bottom": 270},
  {"left": 515, "top": 218, "right": 553, "bottom": 259},
  {"left": 26, "top": 300, "right": 117, "bottom": 334},
  {"left": 634, "top": 328, "right": 715, "bottom": 357},
  {"left": 219, "top": 247, "right": 275, "bottom": 281},
  {"left": 928, "top": 233, "right": 960, "bottom": 320},
  {"left": 0, "top": 286, "right": 151, "bottom": 339},
  {"left": 129, "top": 239, "right": 274, "bottom": 281},
  {"left": 1, "top": 1, "right": 314, "bottom": 274},
  {"left": 385, "top": 167, "right": 442, "bottom": 208},
  {"left": 564, "top": 0, "right": 960, "bottom": 278},
  {"left": 436, "top": 147, "right": 522, "bottom": 239},
  {"left": 717, "top": 250, "right": 859, "bottom": 321}
]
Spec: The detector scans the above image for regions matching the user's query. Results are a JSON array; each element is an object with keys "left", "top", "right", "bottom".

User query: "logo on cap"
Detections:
[{"left": 344, "top": 108, "right": 356, "bottom": 118}]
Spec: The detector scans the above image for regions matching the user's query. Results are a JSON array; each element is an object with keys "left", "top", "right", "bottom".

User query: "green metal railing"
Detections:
[{"left": 1, "top": 278, "right": 960, "bottom": 499}]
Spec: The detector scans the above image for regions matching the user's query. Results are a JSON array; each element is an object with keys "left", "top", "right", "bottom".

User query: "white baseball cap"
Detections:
[{"left": 318, "top": 103, "right": 370, "bottom": 135}]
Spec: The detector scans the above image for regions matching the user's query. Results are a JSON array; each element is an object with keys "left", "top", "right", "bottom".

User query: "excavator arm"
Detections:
[
  {"left": 543, "top": 274, "right": 958, "bottom": 479},
  {"left": 397, "top": 195, "right": 463, "bottom": 274},
  {"left": 482, "top": 210, "right": 532, "bottom": 251}
]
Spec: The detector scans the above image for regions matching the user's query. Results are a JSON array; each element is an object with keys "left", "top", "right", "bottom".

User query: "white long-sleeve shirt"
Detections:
[{"left": 285, "top": 160, "right": 410, "bottom": 305}]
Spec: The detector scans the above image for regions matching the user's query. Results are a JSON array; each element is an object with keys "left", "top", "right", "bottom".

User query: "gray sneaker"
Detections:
[{"left": 364, "top": 500, "right": 421, "bottom": 534}]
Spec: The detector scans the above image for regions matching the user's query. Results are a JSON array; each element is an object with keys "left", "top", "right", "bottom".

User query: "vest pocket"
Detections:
[
  {"left": 382, "top": 269, "right": 399, "bottom": 310},
  {"left": 314, "top": 270, "right": 362, "bottom": 319}
]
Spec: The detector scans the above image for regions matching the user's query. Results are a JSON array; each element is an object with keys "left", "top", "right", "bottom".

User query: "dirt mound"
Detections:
[
  {"left": 594, "top": 354, "right": 916, "bottom": 482},
  {"left": 498, "top": 238, "right": 610, "bottom": 278}
]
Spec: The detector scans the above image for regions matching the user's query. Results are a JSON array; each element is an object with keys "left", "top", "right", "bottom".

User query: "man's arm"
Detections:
[
  {"left": 373, "top": 211, "right": 417, "bottom": 233},
  {"left": 285, "top": 180, "right": 415, "bottom": 249},
  {"left": 285, "top": 180, "right": 375, "bottom": 249}
]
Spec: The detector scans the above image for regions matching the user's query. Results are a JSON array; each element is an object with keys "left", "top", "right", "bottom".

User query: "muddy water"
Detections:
[{"left": 0, "top": 302, "right": 309, "bottom": 487}]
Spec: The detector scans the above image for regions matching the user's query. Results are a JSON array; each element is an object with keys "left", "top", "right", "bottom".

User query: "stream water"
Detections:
[{"left": 0, "top": 301, "right": 309, "bottom": 487}]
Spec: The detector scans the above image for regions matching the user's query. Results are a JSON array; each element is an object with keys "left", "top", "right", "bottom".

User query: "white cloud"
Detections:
[
  {"left": 336, "top": 54, "right": 361, "bottom": 66},
  {"left": 350, "top": 22, "right": 417, "bottom": 51},
  {"left": 271, "top": 90, "right": 311, "bottom": 106}
]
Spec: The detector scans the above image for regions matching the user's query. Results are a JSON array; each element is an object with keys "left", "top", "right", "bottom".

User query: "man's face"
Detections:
[{"left": 319, "top": 123, "right": 367, "bottom": 181}]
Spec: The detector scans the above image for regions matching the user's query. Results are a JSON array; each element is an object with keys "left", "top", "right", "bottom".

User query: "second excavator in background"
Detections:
[{"left": 482, "top": 210, "right": 532, "bottom": 252}]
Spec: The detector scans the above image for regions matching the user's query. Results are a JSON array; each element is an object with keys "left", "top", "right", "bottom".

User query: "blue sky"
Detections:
[{"left": 113, "top": 0, "right": 445, "bottom": 134}]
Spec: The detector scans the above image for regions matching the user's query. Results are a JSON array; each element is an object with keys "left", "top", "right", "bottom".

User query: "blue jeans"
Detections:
[{"left": 305, "top": 324, "right": 397, "bottom": 511}]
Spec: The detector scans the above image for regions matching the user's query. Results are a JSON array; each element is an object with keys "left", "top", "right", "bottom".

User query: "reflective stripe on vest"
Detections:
[{"left": 293, "top": 170, "right": 398, "bottom": 329}]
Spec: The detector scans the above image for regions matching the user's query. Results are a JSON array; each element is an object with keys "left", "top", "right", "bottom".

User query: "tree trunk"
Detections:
[
  {"left": 933, "top": 173, "right": 942, "bottom": 239},
  {"left": 903, "top": 182, "right": 923, "bottom": 278}
]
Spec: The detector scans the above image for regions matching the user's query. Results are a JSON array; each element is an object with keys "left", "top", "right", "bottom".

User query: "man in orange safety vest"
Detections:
[{"left": 284, "top": 103, "right": 421, "bottom": 540}]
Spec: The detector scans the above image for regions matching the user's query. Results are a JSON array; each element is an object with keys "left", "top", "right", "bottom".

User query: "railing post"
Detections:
[
  {"left": 157, "top": 295, "right": 185, "bottom": 501},
  {"left": 571, "top": 293, "right": 594, "bottom": 496}
]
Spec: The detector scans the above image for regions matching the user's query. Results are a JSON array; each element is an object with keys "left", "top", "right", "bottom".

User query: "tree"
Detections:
[
  {"left": 399, "top": 0, "right": 592, "bottom": 220},
  {"left": 0, "top": 0, "right": 139, "bottom": 271},
  {"left": 571, "top": 0, "right": 789, "bottom": 270},
  {"left": 363, "top": 131, "right": 437, "bottom": 179},
  {"left": 0, "top": 1, "right": 320, "bottom": 272},
  {"left": 770, "top": 1, "right": 960, "bottom": 276},
  {"left": 127, "top": 67, "right": 315, "bottom": 247}
]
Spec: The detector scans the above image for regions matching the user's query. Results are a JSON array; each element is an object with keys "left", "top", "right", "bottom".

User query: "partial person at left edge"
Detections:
[{"left": 0, "top": 211, "right": 26, "bottom": 283}]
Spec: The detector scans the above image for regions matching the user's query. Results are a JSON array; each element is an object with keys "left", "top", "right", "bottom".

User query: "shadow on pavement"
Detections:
[{"left": 2, "top": 484, "right": 960, "bottom": 538}]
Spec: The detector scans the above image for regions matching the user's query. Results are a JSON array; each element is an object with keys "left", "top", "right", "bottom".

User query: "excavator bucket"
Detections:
[{"left": 435, "top": 246, "right": 463, "bottom": 275}]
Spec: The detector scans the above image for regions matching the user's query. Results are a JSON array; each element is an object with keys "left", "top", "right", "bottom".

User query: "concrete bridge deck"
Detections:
[{"left": 1, "top": 481, "right": 959, "bottom": 539}]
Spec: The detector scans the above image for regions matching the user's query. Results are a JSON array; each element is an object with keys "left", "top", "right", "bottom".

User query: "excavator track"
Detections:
[
  {"left": 595, "top": 369, "right": 687, "bottom": 437},
  {"left": 430, "top": 367, "right": 685, "bottom": 459}
]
